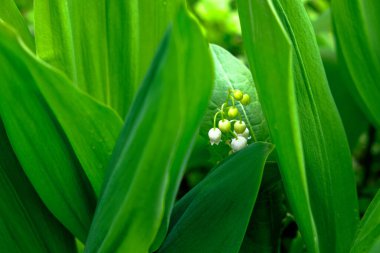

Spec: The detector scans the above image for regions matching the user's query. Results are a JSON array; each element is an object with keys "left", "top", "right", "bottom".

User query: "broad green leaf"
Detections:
[
  {"left": 0, "top": 121, "right": 75, "bottom": 253},
  {"left": 84, "top": 7, "right": 213, "bottom": 253},
  {"left": 198, "top": 44, "right": 270, "bottom": 162},
  {"left": 137, "top": 0, "right": 183, "bottom": 86},
  {"left": 0, "top": 0, "right": 34, "bottom": 50},
  {"left": 239, "top": 163, "right": 286, "bottom": 253},
  {"left": 322, "top": 49, "right": 368, "bottom": 150},
  {"left": 34, "top": 0, "right": 182, "bottom": 117},
  {"left": 0, "top": 23, "right": 122, "bottom": 241},
  {"left": 351, "top": 190, "right": 380, "bottom": 253},
  {"left": 237, "top": 1, "right": 359, "bottom": 253},
  {"left": 158, "top": 142, "right": 274, "bottom": 253},
  {"left": 311, "top": 10, "right": 368, "bottom": 150},
  {"left": 332, "top": 0, "right": 380, "bottom": 127}
]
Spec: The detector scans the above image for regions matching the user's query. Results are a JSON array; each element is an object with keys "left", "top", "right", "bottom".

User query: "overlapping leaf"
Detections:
[
  {"left": 34, "top": 0, "right": 182, "bottom": 117},
  {"left": 159, "top": 142, "right": 274, "bottom": 253},
  {"left": 237, "top": 1, "right": 359, "bottom": 252},
  {"left": 332, "top": 0, "right": 380, "bottom": 127},
  {"left": 84, "top": 7, "right": 213, "bottom": 253},
  {"left": 351, "top": 190, "right": 380, "bottom": 253},
  {"left": 0, "top": 23, "right": 122, "bottom": 241},
  {"left": 0, "top": 121, "right": 75, "bottom": 253},
  {"left": 0, "top": 0, "right": 34, "bottom": 51},
  {"left": 239, "top": 163, "right": 286, "bottom": 253}
]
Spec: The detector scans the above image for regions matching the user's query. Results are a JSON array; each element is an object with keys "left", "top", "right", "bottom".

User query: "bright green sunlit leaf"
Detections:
[
  {"left": 237, "top": 1, "right": 359, "bottom": 252},
  {"left": 0, "top": 0, "right": 34, "bottom": 51},
  {"left": 34, "top": 0, "right": 182, "bottom": 118},
  {"left": 332, "top": 0, "right": 380, "bottom": 127},
  {"left": 84, "top": 7, "right": 213, "bottom": 253},
  {"left": 0, "top": 22, "right": 123, "bottom": 241}
]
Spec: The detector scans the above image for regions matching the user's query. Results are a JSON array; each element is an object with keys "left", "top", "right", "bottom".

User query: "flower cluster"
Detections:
[{"left": 208, "top": 89, "right": 252, "bottom": 153}]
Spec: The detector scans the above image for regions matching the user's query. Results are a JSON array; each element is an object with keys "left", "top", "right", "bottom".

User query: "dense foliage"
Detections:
[{"left": 0, "top": 0, "right": 379, "bottom": 253}]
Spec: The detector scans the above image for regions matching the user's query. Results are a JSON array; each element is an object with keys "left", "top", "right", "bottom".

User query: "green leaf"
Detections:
[
  {"left": 351, "top": 190, "right": 380, "bottom": 253},
  {"left": 322, "top": 49, "right": 368, "bottom": 150},
  {"left": 34, "top": 0, "right": 182, "bottom": 117},
  {"left": 0, "top": 0, "right": 34, "bottom": 51},
  {"left": 198, "top": 44, "right": 270, "bottom": 162},
  {"left": 136, "top": 0, "right": 183, "bottom": 88},
  {"left": 158, "top": 142, "right": 274, "bottom": 253},
  {"left": 84, "top": 7, "right": 213, "bottom": 253},
  {"left": 237, "top": 1, "right": 359, "bottom": 253},
  {"left": 0, "top": 23, "right": 122, "bottom": 241},
  {"left": 332, "top": 0, "right": 380, "bottom": 127},
  {"left": 239, "top": 163, "right": 286, "bottom": 253},
  {"left": 0, "top": 121, "right": 75, "bottom": 253}
]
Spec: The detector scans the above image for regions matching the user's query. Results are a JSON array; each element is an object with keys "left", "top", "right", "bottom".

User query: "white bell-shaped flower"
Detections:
[
  {"left": 238, "top": 128, "right": 251, "bottom": 140},
  {"left": 208, "top": 128, "right": 222, "bottom": 145},
  {"left": 231, "top": 136, "right": 247, "bottom": 152}
]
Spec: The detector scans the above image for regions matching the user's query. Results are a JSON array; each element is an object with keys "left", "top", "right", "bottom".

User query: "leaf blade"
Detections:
[
  {"left": 0, "top": 22, "right": 122, "bottom": 241},
  {"left": 85, "top": 7, "right": 214, "bottom": 253},
  {"left": 332, "top": 0, "right": 380, "bottom": 127},
  {"left": 159, "top": 142, "right": 274, "bottom": 253},
  {"left": 0, "top": 121, "right": 75, "bottom": 253},
  {"left": 237, "top": 1, "right": 359, "bottom": 252}
]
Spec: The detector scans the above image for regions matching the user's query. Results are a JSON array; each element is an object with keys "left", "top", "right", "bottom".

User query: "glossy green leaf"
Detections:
[
  {"left": 34, "top": 0, "right": 182, "bottom": 117},
  {"left": 0, "top": 23, "right": 122, "bottom": 241},
  {"left": 332, "top": 0, "right": 380, "bottom": 127},
  {"left": 351, "top": 189, "right": 380, "bottom": 253},
  {"left": 198, "top": 44, "right": 270, "bottom": 162},
  {"left": 84, "top": 7, "right": 213, "bottom": 253},
  {"left": 237, "top": 1, "right": 359, "bottom": 252},
  {"left": 158, "top": 142, "right": 274, "bottom": 253},
  {"left": 322, "top": 49, "right": 368, "bottom": 150},
  {"left": 0, "top": 0, "right": 34, "bottom": 51},
  {"left": 0, "top": 121, "right": 75, "bottom": 253}
]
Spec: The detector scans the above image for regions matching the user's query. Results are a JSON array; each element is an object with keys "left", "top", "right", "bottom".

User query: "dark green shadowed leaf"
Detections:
[
  {"left": 239, "top": 163, "right": 287, "bottom": 253},
  {"left": 0, "top": 121, "right": 75, "bottom": 253},
  {"left": 34, "top": 0, "right": 182, "bottom": 117},
  {"left": 0, "top": 0, "right": 34, "bottom": 51},
  {"left": 351, "top": 190, "right": 380, "bottom": 253},
  {"left": 85, "top": 7, "right": 213, "bottom": 253},
  {"left": 332, "top": 0, "right": 380, "bottom": 127},
  {"left": 0, "top": 23, "right": 122, "bottom": 241},
  {"left": 237, "top": 1, "right": 359, "bottom": 253},
  {"left": 158, "top": 142, "right": 274, "bottom": 253}
]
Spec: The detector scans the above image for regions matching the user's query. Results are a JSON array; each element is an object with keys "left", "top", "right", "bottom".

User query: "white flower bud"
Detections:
[
  {"left": 238, "top": 128, "right": 251, "bottom": 140},
  {"left": 231, "top": 136, "right": 247, "bottom": 152},
  {"left": 208, "top": 128, "right": 222, "bottom": 145}
]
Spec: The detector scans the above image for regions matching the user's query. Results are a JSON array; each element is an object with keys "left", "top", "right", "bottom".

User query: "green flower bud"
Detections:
[
  {"left": 228, "top": 107, "right": 238, "bottom": 118},
  {"left": 234, "top": 121, "right": 246, "bottom": 134},
  {"left": 233, "top": 90, "right": 243, "bottom": 100},
  {"left": 218, "top": 119, "right": 231, "bottom": 133},
  {"left": 241, "top": 94, "right": 250, "bottom": 105}
]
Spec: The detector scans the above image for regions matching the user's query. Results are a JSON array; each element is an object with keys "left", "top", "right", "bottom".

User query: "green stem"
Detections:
[
  {"left": 229, "top": 95, "right": 235, "bottom": 106},
  {"left": 220, "top": 103, "right": 226, "bottom": 119},
  {"left": 213, "top": 111, "right": 222, "bottom": 128},
  {"left": 230, "top": 130, "right": 238, "bottom": 138}
]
